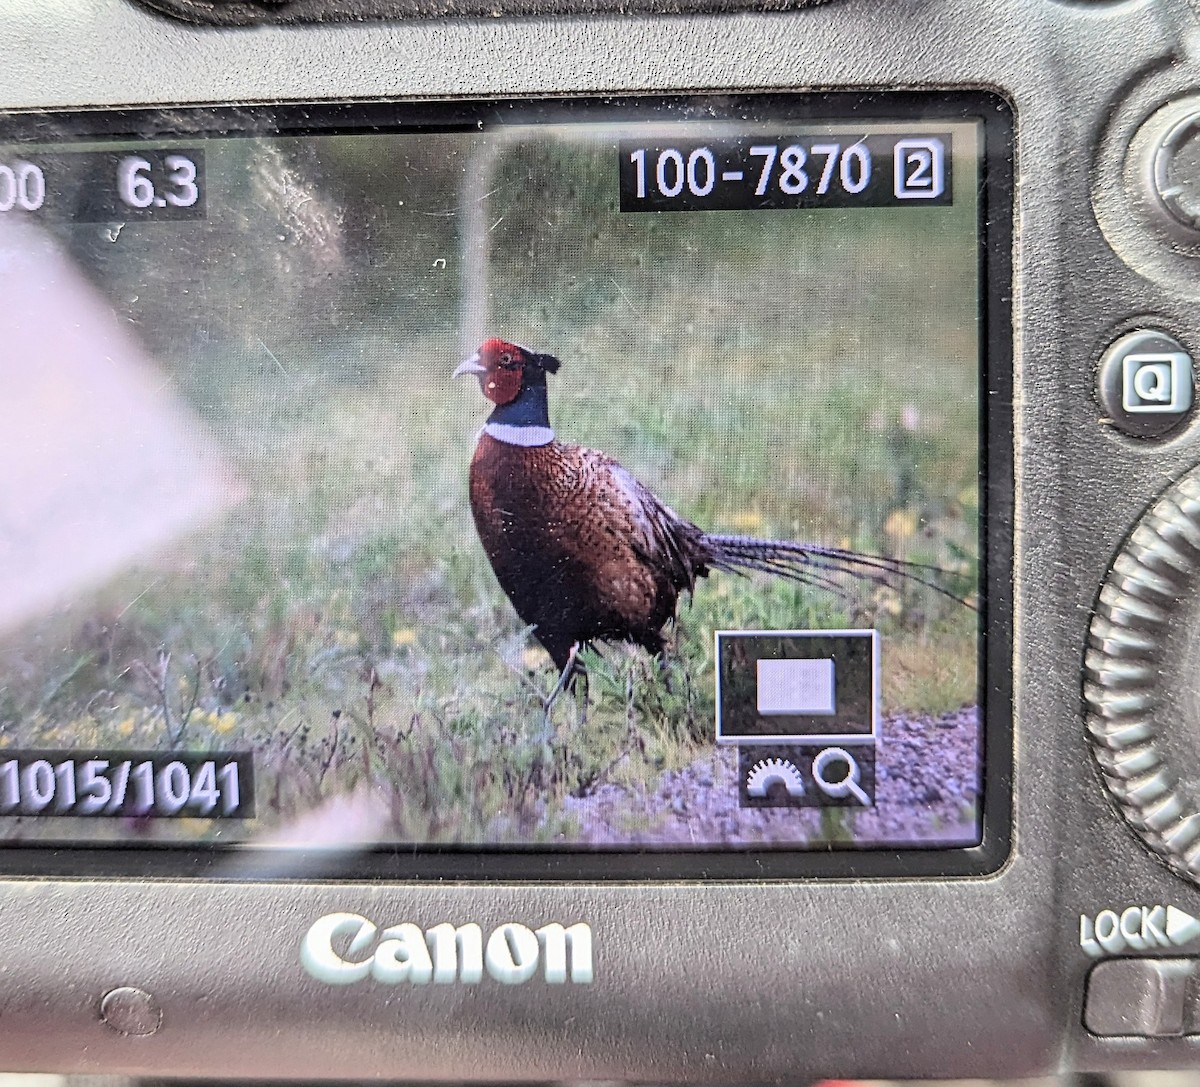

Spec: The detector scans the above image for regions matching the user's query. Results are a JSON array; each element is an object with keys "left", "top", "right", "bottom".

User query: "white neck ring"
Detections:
[{"left": 483, "top": 422, "right": 555, "bottom": 447}]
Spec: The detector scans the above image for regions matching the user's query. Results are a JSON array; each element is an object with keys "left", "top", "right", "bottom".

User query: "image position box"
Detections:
[
  {"left": 755, "top": 657, "right": 836, "bottom": 715},
  {"left": 716, "top": 630, "right": 879, "bottom": 745}
]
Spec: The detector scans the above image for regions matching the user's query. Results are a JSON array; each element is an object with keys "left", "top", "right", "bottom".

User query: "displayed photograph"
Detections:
[{"left": 0, "top": 112, "right": 985, "bottom": 850}]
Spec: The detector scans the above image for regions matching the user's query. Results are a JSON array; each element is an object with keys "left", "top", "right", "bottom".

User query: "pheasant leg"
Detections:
[{"left": 541, "top": 642, "right": 581, "bottom": 723}]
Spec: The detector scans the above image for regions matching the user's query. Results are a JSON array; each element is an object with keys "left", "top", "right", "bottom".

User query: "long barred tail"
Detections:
[{"left": 699, "top": 533, "right": 975, "bottom": 609}]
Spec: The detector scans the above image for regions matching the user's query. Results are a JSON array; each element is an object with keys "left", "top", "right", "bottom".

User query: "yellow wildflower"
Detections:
[
  {"left": 726, "top": 510, "right": 764, "bottom": 531},
  {"left": 884, "top": 508, "right": 918, "bottom": 539},
  {"left": 214, "top": 712, "right": 237, "bottom": 735},
  {"left": 391, "top": 628, "right": 417, "bottom": 648}
]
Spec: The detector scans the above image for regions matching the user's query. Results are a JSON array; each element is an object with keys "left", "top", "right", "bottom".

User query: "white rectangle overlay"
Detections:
[{"left": 756, "top": 658, "right": 835, "bottom": 715}]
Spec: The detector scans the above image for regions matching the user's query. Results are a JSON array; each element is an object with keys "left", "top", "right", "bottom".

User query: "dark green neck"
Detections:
[{"left": 487, "top": 377, "right": 551, "bottom": 429}]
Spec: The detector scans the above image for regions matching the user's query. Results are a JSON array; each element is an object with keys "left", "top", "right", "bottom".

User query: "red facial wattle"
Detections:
[
  {"left": 480, "top": 340, "right": 525, "bottom": 406},
  {"left": 455, "top": 338, "right": 526, "bottom": 406}
]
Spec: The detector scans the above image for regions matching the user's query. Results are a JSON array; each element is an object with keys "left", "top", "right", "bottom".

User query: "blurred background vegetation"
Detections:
[{"left": 0, "top": 122, "right": 981, "bottom": 845}]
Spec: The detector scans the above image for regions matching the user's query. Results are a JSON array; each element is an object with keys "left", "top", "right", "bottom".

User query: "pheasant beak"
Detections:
[{"left": 454, "top": 352, "right": 487, "bottom": 379}]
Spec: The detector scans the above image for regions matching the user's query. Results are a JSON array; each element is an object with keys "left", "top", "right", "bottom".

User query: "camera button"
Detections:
[
  {"left": 1136, "top": 95, "right": 1200, "bottom": 247},
  {"left": 1097, "top": 329, "right": 1195, "bottom": 439},
  {"left": 1084, "top": 957, "right": 1195, "bottom": 1037}
]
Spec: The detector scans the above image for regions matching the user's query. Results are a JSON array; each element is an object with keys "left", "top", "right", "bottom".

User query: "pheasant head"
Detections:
[{"left": 454, "top": 338, "right": 561, "bottom": 406}]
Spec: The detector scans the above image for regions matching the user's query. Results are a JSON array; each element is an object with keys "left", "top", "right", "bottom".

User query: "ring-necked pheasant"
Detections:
[{"left": 454, "top": 338, "right": 965, "bottom": 687}]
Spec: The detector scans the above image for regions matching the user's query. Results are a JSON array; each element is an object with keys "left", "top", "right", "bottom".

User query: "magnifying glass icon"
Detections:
[{"left": 812, "top": 747, "right": 872, "bottom": 806}]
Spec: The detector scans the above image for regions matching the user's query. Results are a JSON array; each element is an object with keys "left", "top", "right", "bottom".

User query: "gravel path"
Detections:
[{"left": 557, "top": 705, "right": 980, "bottom": 847}]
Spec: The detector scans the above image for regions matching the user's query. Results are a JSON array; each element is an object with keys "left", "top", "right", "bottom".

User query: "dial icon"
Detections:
[{"left": 745, "top": 757, "right": 805, "bottom": 799}]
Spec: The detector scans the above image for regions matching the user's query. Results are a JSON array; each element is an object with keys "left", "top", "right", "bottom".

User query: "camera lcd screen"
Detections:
[{"left": 0, "top": 96, "right": 1011, "bottom": 877}]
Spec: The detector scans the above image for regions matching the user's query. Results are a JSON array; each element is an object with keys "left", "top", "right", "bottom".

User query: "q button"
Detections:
[{"left": 1098, "top": 328, "right": 1196, "bottom": 439}]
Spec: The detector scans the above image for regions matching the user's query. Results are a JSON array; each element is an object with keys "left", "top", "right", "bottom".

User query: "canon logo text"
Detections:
[{"left": 301, "top": 913, "right": 594, "bottom": 985}]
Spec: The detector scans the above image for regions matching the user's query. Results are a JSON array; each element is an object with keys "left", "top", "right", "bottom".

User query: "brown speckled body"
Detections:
[{"left": 469, "top": 433, "right": 709, "bottom": 670}]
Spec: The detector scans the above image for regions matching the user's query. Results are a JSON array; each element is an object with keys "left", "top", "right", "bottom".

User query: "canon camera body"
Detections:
[{"left": 0, "top": 0, "right": 1197, "bottom": 1079}]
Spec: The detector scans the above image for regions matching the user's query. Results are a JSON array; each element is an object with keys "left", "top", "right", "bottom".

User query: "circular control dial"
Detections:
[
  {"left": 1153, "top": 111, "right": 1200, "bottom": 236},
  {"left": 1086, "top": 465, "right": 1200, "bottom": 882},
  {"left": 1133, "top": 95, "right": 1200, "bottom": 248}
]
